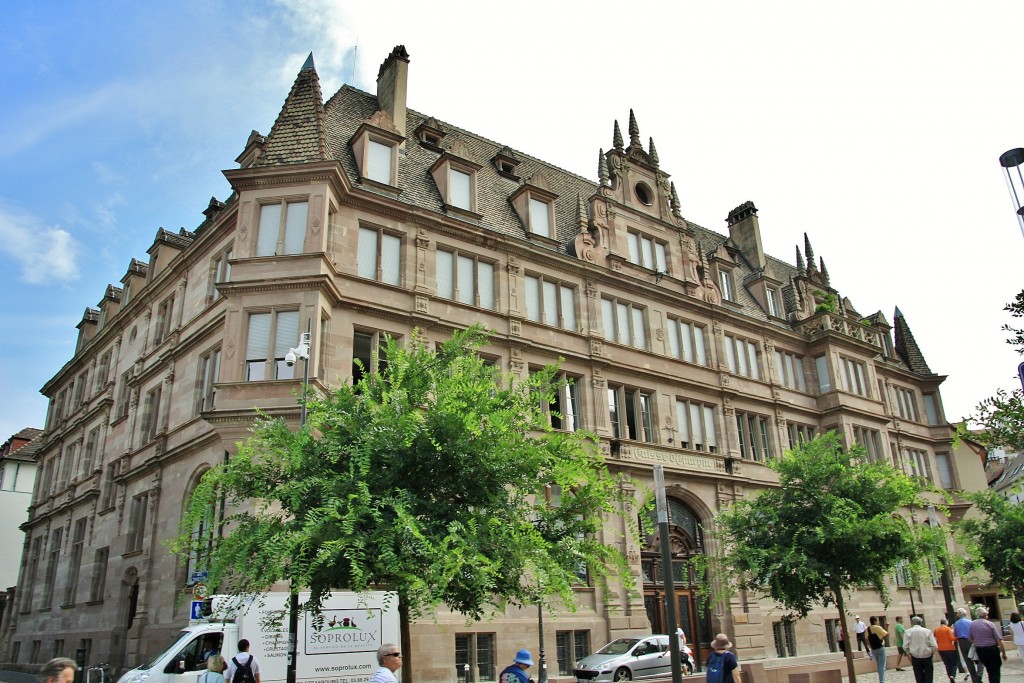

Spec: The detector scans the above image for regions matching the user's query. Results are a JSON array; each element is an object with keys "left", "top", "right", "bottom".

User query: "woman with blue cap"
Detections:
[{"left": 499, "top": 650, "right": 534, "bottom": 683}]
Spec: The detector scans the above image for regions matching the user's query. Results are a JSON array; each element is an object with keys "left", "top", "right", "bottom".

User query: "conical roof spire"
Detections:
[
  {"left": 804, "top": 233, "right": 816, "bottom": 274},
  {"left": 893, "top": 307, "right": 932, "bottom": 374},
  {"left": 613, "top": 120, "right": 624, "bottom": 150},
  {"left": 628, "top": 109, "right": 641, "bottom": 147},
  {"left": 820, "top": 257, "right": 830, "bottom": 286},
  {"left": 598, "top": 149, "right": 609, "bottom": 186},
  {"left": 259, "top": 53, "right": 327, "bottom": 165},
  {"left": 648, "top": 137, "right": 660, "bottom": 167},
  {"left": 670, "top": 182, "right": 681, "bottom": 218},
  {"left": 795, "top": 245, "right": 805, "bottom": 273}
]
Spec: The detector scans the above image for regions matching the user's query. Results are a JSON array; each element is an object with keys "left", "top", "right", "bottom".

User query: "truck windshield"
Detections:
[{"left": 141, "top": 631, "right": 191, "bottom": 671}]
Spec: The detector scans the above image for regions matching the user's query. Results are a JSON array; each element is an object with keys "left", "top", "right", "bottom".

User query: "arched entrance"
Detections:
[{"left": 641, "top": 498, "right": 710, "bottom": 665}]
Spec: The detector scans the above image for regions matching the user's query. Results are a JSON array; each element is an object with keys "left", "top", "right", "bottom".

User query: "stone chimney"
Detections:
[
  {"left": 376, "top": 45, "right": 409, "bottom": 140},
  {"left": 726, "top": 201, "right": 765, "bottom": 269}
]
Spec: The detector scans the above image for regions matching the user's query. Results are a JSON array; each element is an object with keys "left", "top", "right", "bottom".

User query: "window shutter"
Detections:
[
  {"left": 381, "top": 234, "right": 401, "bottom": 285},
  {"left": 257, "top": 204, "right": 281, "bottom": 256},
  {"left": 283, "top": 202, "right": 308, "bottom": 254}
]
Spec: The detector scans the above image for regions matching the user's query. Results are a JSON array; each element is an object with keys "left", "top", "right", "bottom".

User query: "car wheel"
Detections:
[{"left": 614, "top": 668, "right": 632, "bottom": 682}]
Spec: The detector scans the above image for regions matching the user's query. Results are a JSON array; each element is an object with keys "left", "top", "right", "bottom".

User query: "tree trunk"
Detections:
[
  {"left": 834, "top": 585, "right": 857, "bottom": 683},
  {"left": 399, "top": 599, "right": 412, "bottom": 683}
]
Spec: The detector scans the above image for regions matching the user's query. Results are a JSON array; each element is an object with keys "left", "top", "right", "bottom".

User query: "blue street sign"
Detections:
[
  {"left": 190, "top": 571, "right": 209, "bottom": 584},
  {"left": 191, "top": 600, "right": 205, "bottom": 620}
]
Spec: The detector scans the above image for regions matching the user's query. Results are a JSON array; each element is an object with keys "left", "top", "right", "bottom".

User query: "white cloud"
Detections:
[{"left": 0, "top": 201, "right": 80, "bottom": 284}]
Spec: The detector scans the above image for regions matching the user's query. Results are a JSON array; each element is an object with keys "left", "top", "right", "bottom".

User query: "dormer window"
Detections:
[
  {"left": 529, "top": 198, "right": 553, "bottom": 238},
  {"left": 367, "top": 140, "right": 393, "bottom": 185},
  {"left": 766, "top": 286, "right": 781, "bottom": 317},
  {"left": 414, "top": 117, "right": 447, "bottom": 151},
  {"left": 430, "top": 143, "right": 482, "bottom": 219},
  {"left": 350, "top": 112, "right": 405, "bottom": 193},
  {"left": 718, "top": 268, "right": 736, "bottom": 301}
]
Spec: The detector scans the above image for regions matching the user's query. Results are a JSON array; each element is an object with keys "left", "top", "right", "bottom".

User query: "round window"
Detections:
[{"left": 635, "top": 182, "right": 654, "bottom": 206}]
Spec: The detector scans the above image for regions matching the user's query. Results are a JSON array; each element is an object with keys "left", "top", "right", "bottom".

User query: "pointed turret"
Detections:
[
  {"left": 259, "top": 52, "right": 327, "bottom": 165},
  {"left": 795, "top": 245, "right": 805, "bottom": 273},
  {"left": 893, "top": 307, "right": 933, "bottom": 374},
  {"left": 613, "top": 120, "right": 624, "bottom": 151},
  {"left": 820, "top": 258, "right": 830, "bottom": 286},
  {"left": 598, "top": 149, "right": 609, "bottom": 186},
  {"left": 804, "top": 233, "right": 816, "bottom": 275},
  {"left": 670, "top": 182, "right": 681, "bottom": 218},
  {"left": 628, "top": 109, "right": 641, "bottom": 147},
  {"left": 648, "top": 138, "right": 660, "bottom": 167},
  {"left": 576, "top": 193, "right": 589, "bottom": 234}
]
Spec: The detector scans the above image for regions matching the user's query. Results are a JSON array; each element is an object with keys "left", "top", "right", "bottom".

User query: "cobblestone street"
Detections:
[{"left": 844, "top": 649, "right": 1024, "bottom": 683}]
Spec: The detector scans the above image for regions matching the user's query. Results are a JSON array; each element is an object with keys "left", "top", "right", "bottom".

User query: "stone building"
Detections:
[
  {"left": 1, "top": 46, "right": 972, "bottom": 681},
  {"left": 0, "top": 428, "right": 41, "bottom": 627}
]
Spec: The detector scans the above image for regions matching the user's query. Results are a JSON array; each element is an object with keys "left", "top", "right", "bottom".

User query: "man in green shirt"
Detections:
[{"left": 894, "top": 616, "right": 907, "bottom": 671}]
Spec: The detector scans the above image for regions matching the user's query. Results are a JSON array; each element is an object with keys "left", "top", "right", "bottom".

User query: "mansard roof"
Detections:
[{"left": 258, "top": 52, "right": 327, "bottom": 166}]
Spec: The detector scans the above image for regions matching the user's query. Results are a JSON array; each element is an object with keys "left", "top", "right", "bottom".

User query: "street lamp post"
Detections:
[
  {"left": 537, "top": 602, "right": 548, "bottom": 683},
  {"left": 653, "top": 466, "right": 683, "bottom": 683},
  {"left": 998, "top": 148, "right": 1024, "bottom": 239},
  {"left": 285, "top": 323, "right": 312, "bottom": 683}
]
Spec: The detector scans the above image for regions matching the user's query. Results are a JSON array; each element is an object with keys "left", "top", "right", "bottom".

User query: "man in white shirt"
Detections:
[
  {"left": 905, "top": 616, "right": 939, "bottom": 683},
  {"left": 854, "top": 616, "right": 871, "bottom": 659},
  {"left": 369, "top": 644, "right": 402, "bottom": 683}
]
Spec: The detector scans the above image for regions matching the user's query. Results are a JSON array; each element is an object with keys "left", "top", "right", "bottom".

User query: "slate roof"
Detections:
[{"left": 893, "top": 307, "right": 933, "bottom": 375}]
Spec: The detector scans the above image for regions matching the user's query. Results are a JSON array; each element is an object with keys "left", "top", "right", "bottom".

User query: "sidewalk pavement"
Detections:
[{"left": 847, "top": 649, "right": 1024, "bottom": 683}]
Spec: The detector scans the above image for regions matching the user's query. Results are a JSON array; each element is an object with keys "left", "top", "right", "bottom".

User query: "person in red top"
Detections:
[{"left": 934, "top": 618, "right": 958, "bottom": 683}]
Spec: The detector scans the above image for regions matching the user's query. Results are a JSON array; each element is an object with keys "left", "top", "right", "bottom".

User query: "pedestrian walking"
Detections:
[
  {"left": 856, "top": 616, "right": 872, "bottom": 658},
  {"left": 906, "top": 616, "right": 939, "bottom": 683},
  {"left": 836, "top": 623, "right": 847, "bottom": 655},
  {"left": 868, "top": 616, "right": 889, "bottom": 683},
  {"left": 499, "top": 650, "right": 534, "bottom": 683},
  {"left": 369, "top": 644, "right": 402, "bottom": 683},
  {"left": 1009, "top": 613, "right": 1024, "bottom": 668},
  {"left": 226, "top": 639, "right": 261, "bottom": 683},
  {"left": 969, "top": 607, "right": 1007, "bottom": 683},
  {"left": 894, "top": 616, "right": 908, "bottom": 671},
  {"left": 705, "top": 634, "right": 741, "bottom": 683},
  {"left": 954, "top": 608, "right": 983, "bottom": 683},
  {"left": 936, "top": 618, "right": 958, "bottom": 683}
]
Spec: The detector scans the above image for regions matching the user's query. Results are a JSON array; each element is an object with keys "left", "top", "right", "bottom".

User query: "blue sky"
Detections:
[{"left": 2, "top": 1, "right": 1023, "bottom": 440}]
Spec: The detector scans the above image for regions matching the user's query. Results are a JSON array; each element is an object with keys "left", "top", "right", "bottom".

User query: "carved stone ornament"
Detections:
[
  {"left": 506, "top": 260, "right": 521, "bottom": 275},
  {"left": 415, "top": 230, "right": 430, "bottom": 249},
  {"left": 510, "top": 319, "right": 522, "bottom": 336},
  {"left": 591, "top": 376, "right": 606, "bottom": 390},
  {"left": 720, "top": 372, "right": 731, "bottom": 388},
  {"left": 590, "top": 339, "right": 604, "bottom": 357},
  {"left": 415, "top": 295, "right": 428, "bottom": 313},
  {"left": 592, "top": 200, "right": 609, "bottom": 228},
  {"left": 575, "top": 230, "right": 598, "bottom": 263},
  {"left": 702, "top": 278, "right": 722, "bottom": 306},
  {"left": 225, "top": 339, "right": 235, "bottom": 358},
  {"left": 654, "top": 327, "right": 664, "bottom": 341},
  {"left": 366, "top": 109, "right": 401, "bottom": 135}
]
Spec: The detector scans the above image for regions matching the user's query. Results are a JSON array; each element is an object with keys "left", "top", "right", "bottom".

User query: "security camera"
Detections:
[{"left": 285, "top": 351, "right": 297, "bottom": 367}]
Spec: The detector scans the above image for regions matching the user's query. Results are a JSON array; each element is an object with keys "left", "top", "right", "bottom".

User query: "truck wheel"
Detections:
[{"left": 614, "top": 668, "right": 632, "bottom": 682}]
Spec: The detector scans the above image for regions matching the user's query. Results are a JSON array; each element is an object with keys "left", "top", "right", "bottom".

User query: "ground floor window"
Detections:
[
  {"left": 456, "top": 633, "right": 496, "bottom": 682},
  {"left": 556, "top": 630, "right": 591, "bottom": 675},
  {"left": 772, "top": 621, "right": 797, "bottom": 657}
]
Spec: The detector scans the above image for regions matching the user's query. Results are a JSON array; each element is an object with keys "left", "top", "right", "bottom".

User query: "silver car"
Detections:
[{"left": 574, "top": 635, "right": 671, "bottom": 682}]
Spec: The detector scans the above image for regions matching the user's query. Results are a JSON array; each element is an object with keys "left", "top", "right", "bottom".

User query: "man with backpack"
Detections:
[
  {"left": 227, "top": 639, "right": 261, "bottom": 683},
  {"left": 705, "top": 634, "right": 740, "bottom": 683}
]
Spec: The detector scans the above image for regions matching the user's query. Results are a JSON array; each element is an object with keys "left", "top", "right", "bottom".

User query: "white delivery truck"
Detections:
[{"left": 116, "top": 592, "right": 399, "bottom": 683}]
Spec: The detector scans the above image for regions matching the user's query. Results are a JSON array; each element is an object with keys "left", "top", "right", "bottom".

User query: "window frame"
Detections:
[
  {"left": 608, "top": 384, "right": 656, "bottom": 443},
  {"left": 126, "top": 492, "right": 149, "bottom": 554},
  {"left": 626, "top": 230, "right": 669, "bottom": 272},
  {"left": 675, "top": 399, "right": 718, "bottom": 453},
  {"left": 245, "top": 309, "right": 302, "bottom": 382},
  {"left": 839, "top": 356, "right": 869, "bottom": 396},
  {"left": 208, "top": 245, "right": 233, "bottom": 302},
  {"left": 196, "top": 346, "right": 222, "bottom": 414},
  {"left": 436, "top": 247, "right": 497, "bottom": 310},
  {"left": 774, "top": 349, "right": 807, "bottom": 392},
  {"left": 601, "top": 296, "right": 648, "bottom": 350},
  {"left": 724, "top": 334, "right": 762, "bottom": 380},
  {"left": 524, "top": 273, "right": 578, "bottom": 331},
  {"left": 666, "top": 317, "right": 708, "bottom": 366},
  {"left": 556, "top": 630, "right": 591, "bottom": 676},
  {"left": 718, "top": 267, "right": 736, "bottom": 301},
  {"left": 357, "top": 225, "right": 402, "bottom": 286},
  {"left": 255, "top": 199, "right": 309, "bottom": 257},
  {"left": 735, "top": 410, "right": 773, "bottom": 462},
  {"left": 455, "top": 633, "right": 496, "bottom": 683},
  {"left": 535, "top": 371, "right": 582, "bottom": 432},
  {"left": 153, "top": 294, "right": 175, "bottom": 345},
  {"left": 852, "top": 425, "right": 886, "bottom": 463},
  {"left": 893, "top": 386, "right": 920, "bottom": 422},
  {"left": 139, "top": 385, "right": 162, "bottom": 444},
  {"left": 766, "top": 286, "right": 782, "bottom": 317}
]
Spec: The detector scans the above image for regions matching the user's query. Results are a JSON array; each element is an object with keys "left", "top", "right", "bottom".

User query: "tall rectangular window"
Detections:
[
  {"left": 774, "top": 349, "right": 807, "bottom": 391},
  {"left": 666, "top": 318, "right": 708, "bottom": 365},
  {"left": 718, "top": 269, "right": 736, "bottom": 301},
  {"left": 73, "top": 372, "right": 89, "bottom": 410},
  {"left": 196, "top": 347, "right": 222, "bottom": 414},
  {"left": 556, "top": 631, "right": 591, "bottom": 676},
  {"left": 101, "top": 461, "right": 120, "bottom": 511},
  {"left": 724, "top": 334, "right": 761, "bottom": 380},
  {"left": 116, "top": 372, "right": 131, "bottom": 419},
  {"left": 626, "top": 232, "right": 668, "bottom": 271},
  {"left": 450, "top": 168, "right": 472, "bottom": 210},
  {"left": 528, "top": 198, "right": 552, "bottom": 238},
  {"left": 366, "top": 140, "right": 393, "bottom": 185},
  {"left": 42, "top": 528, "right": 62, "bottom": 607},
  {"left": 766, "top": 287, "right": 782, "bottom": 317},
  {"left": 601, "top": 297, "right": 647, "bottom": 349},
  {"left": 209, "top": 246, "right": 232, "bottom": 301},
  {"left": 127, "top": 492, "right": 149, "bottom": 553},
  {"left": 852, "top": 425, "right": 885, "bottom": 463},
  {"left": 352, "top": 330, "right": 391, "bottom": 385},
  {"left": 538, "top": 372, "right": 581, "bottom": 432},
  {"left": 357, "top": 226, "right": 402, "bottom": 285},
  {"left": 786, "top": 422, "right": 816, "bottom": 450},
  {"left": 524, "top": 275, "right": 577, "bottom": 330},
  {"left": 21, "top": 536, "right": 43, "bottom": 611},
  {"left": 89, "top": 547, "right": 109, "bottom": 603},
  {"left": 256, "top": 201, "right": 308, "bottom": 256},
  {"left": 436, "top": 249, "right": 495, "bottom": 310},
  {"left": 923, "top": 393, "right": 941, "bottom": 425},
  {"left": 608, "top": 385, "right": 655, "bottom": 442},
  {"left": 773, "top": 621, "right": 797, "bottom": 657},
  {"left": 839, "top": 357, "right": 869, "bottom": 396},
  {"left": 246, "top": 310, "right": 300, "bottom": 381},
  {"left": 455, "top": 633, "right": 496, "bottom": 682},
  {"left": 139, "top": 386, "right": 162, "bottom": 443},
  {"left": 675, "top": 400, "right": 718, "bottom": 453},
  {"left": 153, "top": 295, "right": 174, "bottom": 345},
  {"left": 64, "top": 519, "right": 87, "bottom": 606},
  {"left": 736, "top": 411, "right": 773, "bottom": 461},
  {"left": 81, "top": 427, "right": 99, "bottom": 478},
  {"left": 815, "top": 355, "right": 832, "bottom": 393},
  {"left": 934, "top": 452, "right": 954, "bottom": 490},
  {"left": 905, "top": 448, "right": 930, "bottom": 480},
  {"left": 894, "top": 386, "right": 920, "bottom": 422}
]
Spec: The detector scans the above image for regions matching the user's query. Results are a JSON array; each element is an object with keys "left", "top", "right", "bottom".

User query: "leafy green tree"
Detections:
[
  {"left": 956, "top": 488, "right": 1024, "bottom": 606},
  {"left": 173, "top": 326, "right": 630, "bottom": 682},
  {"left": 964, "top": 389, "right": 1024, "bottom": 452},
  {"left": 711, "top": 432, "right": 942, "bottom": 683},
  {"left": 1000, "top": 289, "right": 1024, "bottom": 354}
]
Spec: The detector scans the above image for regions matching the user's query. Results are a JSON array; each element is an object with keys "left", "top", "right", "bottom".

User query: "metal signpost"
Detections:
[{"left": 654, "top": 465, "right": 683, "bottom": 683}]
